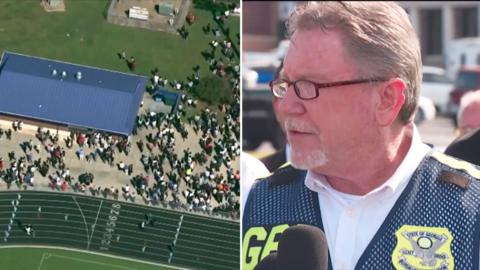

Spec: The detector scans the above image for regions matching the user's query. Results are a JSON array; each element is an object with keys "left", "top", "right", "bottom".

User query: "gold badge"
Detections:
[{"left": 392, "top": 225, "right": 454, "bottom": 270}]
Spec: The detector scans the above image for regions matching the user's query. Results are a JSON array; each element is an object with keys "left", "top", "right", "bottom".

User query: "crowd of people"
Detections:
[
  {"left": 131, "top": 2, "right": 240, "bottom": 216},
  {"left": 0, "top": 2, "right": 240, "bottom": 219},
  {"left": 0, "top": 108, "right": 239, "bottom": 218},
  {"left": 131, "top": 90, "right": 240, "bottom": 216}
]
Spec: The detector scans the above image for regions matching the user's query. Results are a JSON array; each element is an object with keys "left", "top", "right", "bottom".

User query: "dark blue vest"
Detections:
[{"left": 242, "top": 152, "right": 480, "bottom": 270}]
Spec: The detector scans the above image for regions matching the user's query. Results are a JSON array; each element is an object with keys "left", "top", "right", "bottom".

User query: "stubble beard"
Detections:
[
  {"left": 290, "top": 146, "right": 328, "bottom": 170},
  {"left": 283, "top": 118, "right": 329, "bottom": 169}
]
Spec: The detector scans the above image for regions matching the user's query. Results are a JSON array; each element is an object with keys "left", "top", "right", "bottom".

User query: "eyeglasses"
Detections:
[{"left": 269, "top": 77, "right": 389, "bottom": 100}]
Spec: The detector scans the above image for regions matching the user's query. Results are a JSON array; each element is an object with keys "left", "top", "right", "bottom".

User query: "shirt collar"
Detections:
[
  {"left": 305, "top": 124, "right": 432, "bottom": 196},
  {"left": 285, "top": 144, "right": 291, "bottom": 162}
]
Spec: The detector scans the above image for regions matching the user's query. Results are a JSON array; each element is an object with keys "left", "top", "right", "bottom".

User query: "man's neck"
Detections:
[{"left": 314, "top": 124, "right": 413, "bottom": 196}]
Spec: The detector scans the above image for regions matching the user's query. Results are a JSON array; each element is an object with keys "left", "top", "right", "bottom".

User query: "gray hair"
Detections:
[
  {"left": 457, "top": 89, "right": 480, "bottom": 125},
  {"left": 286, "top": 1, "right": 422, "bottom": 123}
]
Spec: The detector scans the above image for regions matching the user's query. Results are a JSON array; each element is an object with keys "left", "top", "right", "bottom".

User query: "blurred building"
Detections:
[
  {"left": 243, "top": 2, "right": 300, "bottom": 51},
  {"left": 243, "top": 1, "right": 480, "bottom": 67}
]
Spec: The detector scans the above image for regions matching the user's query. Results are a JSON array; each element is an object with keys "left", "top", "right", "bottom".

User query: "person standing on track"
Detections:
[{"left": 139, "top": 221, "right": 146, "bottom": 230}]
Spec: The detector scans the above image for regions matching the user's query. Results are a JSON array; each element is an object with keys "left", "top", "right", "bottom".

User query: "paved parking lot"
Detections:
[{"left": 417, "top": 116, "right": 456, "bottom": 151}]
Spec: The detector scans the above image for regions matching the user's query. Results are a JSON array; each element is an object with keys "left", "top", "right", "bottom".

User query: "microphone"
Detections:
[
  {"left": 277, "top": 224, "right": 329, "bottom": 270},
  {"left": 254, "top": 252, "right": 278, "bottom": 270}
]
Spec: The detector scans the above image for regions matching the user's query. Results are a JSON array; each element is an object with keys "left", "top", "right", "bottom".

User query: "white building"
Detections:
[
  {"left": 398, "top": 1, "right": 480, "bottom": 67},
  {"left": 244, "top": 1, "right": 480, "bottom": 68}
]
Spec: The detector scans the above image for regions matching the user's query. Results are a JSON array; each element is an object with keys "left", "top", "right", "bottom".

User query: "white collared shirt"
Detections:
[
  {"left": 285, "top": 143, "right": 291, "bottom": 162},
  {"left": 241, "top": 152, "right": 270, "bottom": 214},
  {"left": 304, "top": 126, "right": 431, "bottom": 270}
]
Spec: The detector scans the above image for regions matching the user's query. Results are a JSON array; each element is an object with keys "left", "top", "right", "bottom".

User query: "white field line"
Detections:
[
  {"left": 37, "top": 252, "right": 48, "bottom": 270},
  {"left": 42, "top": 252, "right": 138, "bottom": 270},
  {"left": 88, "top": 200, "right": 103, "bottom": 249},
  {"left": 0, "top": 245, "right": 192, "bottom": 270},
  {"left": 72, "top": 196, "right": 89, "bottom": 248}
]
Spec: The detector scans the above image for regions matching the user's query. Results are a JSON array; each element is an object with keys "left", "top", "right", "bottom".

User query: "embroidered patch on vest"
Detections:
[
  {"left": 439, "top": 170, "right": 471, "bottom": 189},
  {"left": 392, "top": 225, "right": 454, "bottom": 270}
]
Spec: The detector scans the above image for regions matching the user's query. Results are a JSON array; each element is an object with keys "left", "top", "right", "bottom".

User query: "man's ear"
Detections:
[{"left": 375, "top": 78, "right": 406, "bottom": 126}]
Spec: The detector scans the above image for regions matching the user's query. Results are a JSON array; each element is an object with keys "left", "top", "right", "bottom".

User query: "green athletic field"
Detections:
[
  {"left": 0, "top": 247, "right": 178, "bottom": 270},
  {"left": 0, "top": 191, "right": 239, "bottom": 270},
  {"left": 0, "top": 0, "right": 239, "bottom": 80}
]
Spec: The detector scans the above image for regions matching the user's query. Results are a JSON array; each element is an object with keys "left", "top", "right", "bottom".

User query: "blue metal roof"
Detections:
[{"left": 0, "top": 51, "right": 146, "bottom": 136}]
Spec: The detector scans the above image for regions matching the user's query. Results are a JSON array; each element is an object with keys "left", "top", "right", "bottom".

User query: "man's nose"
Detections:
[{"left": 277, "top": 85, "right": 306, "bottom": 116}]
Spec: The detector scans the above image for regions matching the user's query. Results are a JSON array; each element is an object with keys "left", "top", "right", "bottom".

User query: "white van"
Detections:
[{"left": 445, "top": 37, "right": 480, "bottom": 81}]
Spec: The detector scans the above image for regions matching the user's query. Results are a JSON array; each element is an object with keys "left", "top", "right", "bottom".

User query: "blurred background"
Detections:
[{"left": 242, "top": 1, "right": 480, "bottom": 158}]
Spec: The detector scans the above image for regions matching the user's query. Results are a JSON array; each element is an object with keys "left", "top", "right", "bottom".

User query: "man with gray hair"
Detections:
[
  {"left": 243, "top": 2, "right": 480, "bottom": 270},
  {"left": 444, "top": 89, "right": 480, "bottom": 166},
  {"left": 455, "top": 89, "right": 480, "bottom": 137}
]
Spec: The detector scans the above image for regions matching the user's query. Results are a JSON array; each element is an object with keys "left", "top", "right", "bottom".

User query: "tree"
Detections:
[{"left": 192, "top": 75, "right": 232, "bottom": 105}]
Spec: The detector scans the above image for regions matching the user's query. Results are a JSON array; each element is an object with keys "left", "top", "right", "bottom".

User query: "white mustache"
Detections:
[{"left": 284, "top": 118, "right": 316, "bottom": 133}]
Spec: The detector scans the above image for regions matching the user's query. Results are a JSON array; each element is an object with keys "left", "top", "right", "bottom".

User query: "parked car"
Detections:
[
  {"left": 421, "top": 66, "right": 453, "bottom": 114},
  {"left": 243, "top": 52, "right": 281, "bottom": 70},
  {"left": 251, "top": 65, "right": 278, "bottom": 85},
  {"left": 243, "top": 39, "right": 289, "bottom": 69},
  {"left": 446, "top": 67, "right": 480, "bottom": 125},
  {"left": 242, "top": 55, "right": 284, "bottom": 150},
  {"left": 242, "top": 59, "right": 280, "bottom": 90},
  {"left": 243, "top": 66, "right": 258, "bottom": 90}
]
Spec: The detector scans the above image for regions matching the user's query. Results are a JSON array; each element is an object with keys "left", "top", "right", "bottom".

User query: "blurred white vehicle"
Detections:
[
  {"left": 414, "top": 96, "right": 437, "bottom": 124},
  {"left": 445, "top": 37, "right": 480, "bottom": 81},
  {"left": 243, "top": 52, "right": 280, "bottom": 70},
  {"left": 275, "top": 39, "right": 290, "bottom": 60},
  {"left": 242, "top": 54, "right": 279, "bottom": 90},
  {"left": 243, "top": 66, "right": 258, "bottom": 90},
  {"left": 421, "top": 66, "right": 453, "bottom": 114},
  {"left": 243, "top": 40, "right": 289, "bottom": 69}
]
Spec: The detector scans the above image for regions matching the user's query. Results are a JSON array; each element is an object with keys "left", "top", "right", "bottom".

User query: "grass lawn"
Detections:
[
  {"left": 0, "top": 247, "right": 181, "bottom": 270},
  {"left": 0, "top": 0, "right": 239, "bottom": 83}
]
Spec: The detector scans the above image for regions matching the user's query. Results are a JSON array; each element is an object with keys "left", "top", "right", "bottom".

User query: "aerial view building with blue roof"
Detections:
[{"left": 0, "top": 51, "right": 147, "bottom": 136}]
